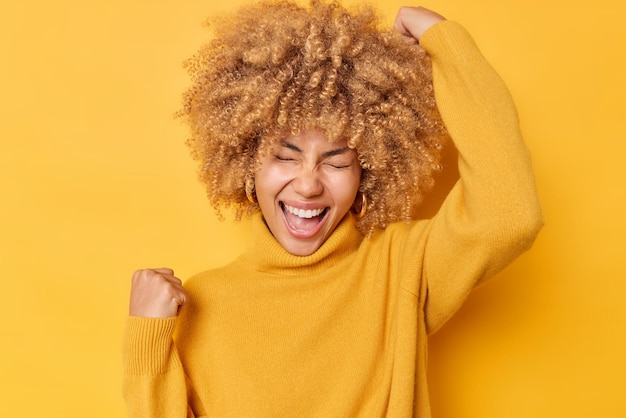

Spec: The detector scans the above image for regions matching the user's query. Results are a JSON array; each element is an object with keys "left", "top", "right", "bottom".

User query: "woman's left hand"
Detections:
[{"left": 393, "top": 6, "right": 446, "bottom": 43}]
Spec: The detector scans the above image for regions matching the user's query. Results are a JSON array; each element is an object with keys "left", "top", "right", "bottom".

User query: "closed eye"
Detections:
[
  {"left": 275, "top": 155, "right": 295, "bottom": 162},
  {"left": 325, "top": 162, "right": 352, "bottom": 169}
]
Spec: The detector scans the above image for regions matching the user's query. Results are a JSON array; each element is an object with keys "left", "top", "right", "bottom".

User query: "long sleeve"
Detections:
[
  {"left": 419, "top": 21, "right": 543, "bottom": 333},
  {"left": 122, "top": 316, "right": 195, "bottom": 418}
]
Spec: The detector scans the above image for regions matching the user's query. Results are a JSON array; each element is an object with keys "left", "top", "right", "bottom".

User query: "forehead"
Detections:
[{"left": 275, "top": 130, "right": 350, "bottom": 150}]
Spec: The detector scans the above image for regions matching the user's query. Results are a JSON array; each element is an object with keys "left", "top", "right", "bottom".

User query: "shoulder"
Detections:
[
  {"left": 183, "top": 257, "right": 249, "bottom": 295},
  {"left": 364, "top": 218, "right": 432, "bottom": 255}
]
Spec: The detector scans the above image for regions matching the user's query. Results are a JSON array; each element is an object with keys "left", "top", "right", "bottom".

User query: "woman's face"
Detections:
[{"left": 254, "top": 130, "right": 362, "bottom": 256}]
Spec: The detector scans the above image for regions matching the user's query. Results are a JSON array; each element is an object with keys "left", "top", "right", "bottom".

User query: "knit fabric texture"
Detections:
[{"left": 123, "top": 20, "right": 543, "bottom": 418}]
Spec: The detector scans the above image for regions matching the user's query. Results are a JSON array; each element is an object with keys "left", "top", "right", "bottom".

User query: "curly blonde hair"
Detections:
[{"left": 178, "top": 0, "right": 447, "bottom": 235}]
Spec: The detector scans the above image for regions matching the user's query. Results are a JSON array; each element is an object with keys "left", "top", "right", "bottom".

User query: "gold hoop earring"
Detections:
[
  {"left": 245, "top": 179, "right": 256, "bottom": 204},
  {"left": 351, "top": 192, "right": 367, "bottom": 219},
  {"left": 246, "top": 189, "right": 256, "bottom": 204}
]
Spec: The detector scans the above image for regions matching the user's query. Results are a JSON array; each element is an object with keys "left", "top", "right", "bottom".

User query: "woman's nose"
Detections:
[{"left": 292, "top": 168, "right": 323, "bottom": 197}]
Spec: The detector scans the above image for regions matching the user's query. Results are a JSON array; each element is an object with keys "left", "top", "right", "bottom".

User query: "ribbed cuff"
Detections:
[
  {"left": 122, "top": 316, "right": 182, "bottom": 375},
  {"left": 419, "top": 20, "right": 480, "bottom": 64}
]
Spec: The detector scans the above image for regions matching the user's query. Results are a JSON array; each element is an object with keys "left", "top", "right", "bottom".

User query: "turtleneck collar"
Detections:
[{"left": 241, "top": 212, "right": 363, "bottom": 276}]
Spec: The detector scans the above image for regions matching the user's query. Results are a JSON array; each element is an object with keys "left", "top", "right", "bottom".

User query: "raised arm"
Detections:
[
  {"left": 395, "top": 7, "right": 543, "bottom": 333},
  {"left": 123, "top": 269, "right": 197, "bottom": 417}
]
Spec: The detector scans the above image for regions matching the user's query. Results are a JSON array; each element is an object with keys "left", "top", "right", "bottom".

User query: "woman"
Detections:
[{"left": 123, "top": 1, "right": 543, "bottom": 416}]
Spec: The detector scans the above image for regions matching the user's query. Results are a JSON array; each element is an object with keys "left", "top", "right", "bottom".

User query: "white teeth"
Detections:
[{"left": 284, "top": 204, "right": 324, "bottom": 219}]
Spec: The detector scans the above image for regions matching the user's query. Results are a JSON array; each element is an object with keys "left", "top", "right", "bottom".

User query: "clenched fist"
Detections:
[
  {"left": 129, "top": 268, "right": 188, "bottom": 318},
  {"left": 393, "top": 6, "right": 446, "bottom": 43}
]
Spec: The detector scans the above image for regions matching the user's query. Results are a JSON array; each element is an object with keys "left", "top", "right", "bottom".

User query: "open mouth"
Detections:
[{"left": 280, "top": 202, "right": 329, "bottom": 236}]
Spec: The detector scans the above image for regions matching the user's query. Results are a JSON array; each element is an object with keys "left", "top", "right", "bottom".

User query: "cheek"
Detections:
[
  {"left": 330, "top": 171, "right": 361, "bottom": 207},
  {"left": 255, "top": 165, "right": 289, "bottom": 203}
]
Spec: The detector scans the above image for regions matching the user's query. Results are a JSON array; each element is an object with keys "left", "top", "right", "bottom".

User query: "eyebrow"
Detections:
[{"left": 280, "top": 141, "right": 351, "bottom": 158}]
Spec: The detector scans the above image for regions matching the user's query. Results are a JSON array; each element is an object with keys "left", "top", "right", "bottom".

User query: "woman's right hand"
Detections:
[{"left": 129, "top": 268, "right": 188, "bottom": 318}]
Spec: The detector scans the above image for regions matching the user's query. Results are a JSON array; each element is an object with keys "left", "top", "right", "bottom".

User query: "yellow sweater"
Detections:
[{"left": 123, "top": 21, "right": 543, "bottom": 418}]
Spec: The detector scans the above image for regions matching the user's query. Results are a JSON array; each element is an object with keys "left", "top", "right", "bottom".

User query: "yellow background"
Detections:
[{"left": 1, "top": 0, "right": 624, "bottom": 416}]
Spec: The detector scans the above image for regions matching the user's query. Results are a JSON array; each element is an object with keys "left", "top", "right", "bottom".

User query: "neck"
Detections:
[{"left": 241, "top": 212, "right": 362, "bottom": 276}]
